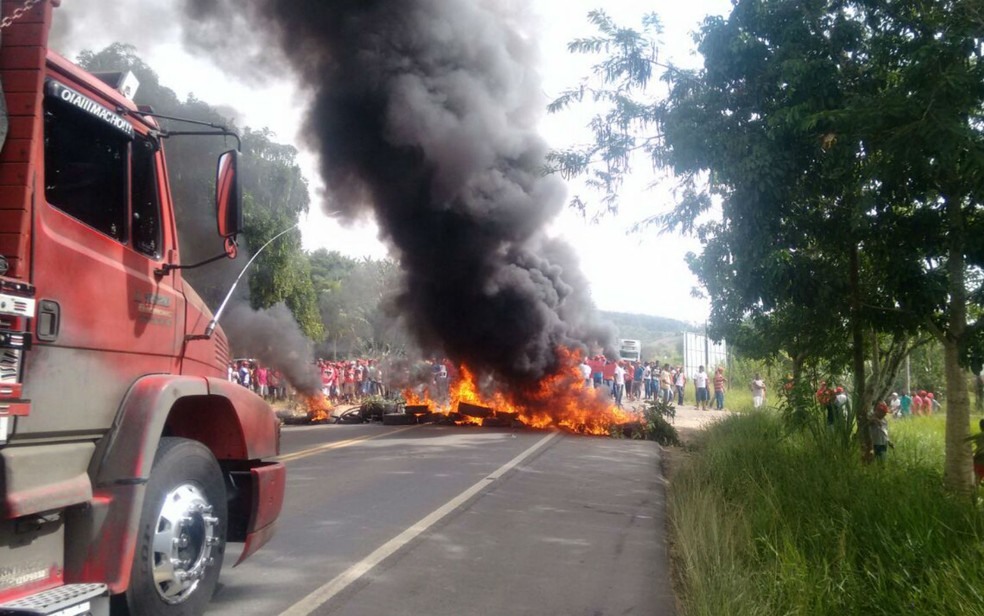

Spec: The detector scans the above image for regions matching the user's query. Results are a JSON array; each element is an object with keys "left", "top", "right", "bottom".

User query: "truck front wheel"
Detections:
[{"left": 120, "top": 437, "right": 227, "bottom": 615}]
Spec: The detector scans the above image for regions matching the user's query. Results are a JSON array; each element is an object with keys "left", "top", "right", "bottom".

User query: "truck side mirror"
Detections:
[{"left": 216, "top": 150, "right": 242, "bottom": 251}]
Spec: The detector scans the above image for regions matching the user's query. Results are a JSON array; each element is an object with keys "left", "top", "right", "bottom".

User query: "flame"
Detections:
[
  {"left": 404, "top": 347, "right": 635, "bottom": 435},
  {"left": 304, "top": 393, "right": 331, "bottom": 423}
]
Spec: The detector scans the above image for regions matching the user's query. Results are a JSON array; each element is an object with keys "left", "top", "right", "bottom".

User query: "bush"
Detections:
[{"left": 619, "top": 398, "right": 680, "bottom": 446}]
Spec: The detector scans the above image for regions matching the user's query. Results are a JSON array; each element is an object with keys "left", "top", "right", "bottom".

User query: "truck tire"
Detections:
[{"left": 118, "top": 437, "right": 227, "bottom": 616}]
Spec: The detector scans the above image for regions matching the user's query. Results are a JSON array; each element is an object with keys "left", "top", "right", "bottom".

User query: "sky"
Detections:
[{"left": 51, "top": 0, "right": 732, "bottom": 324}]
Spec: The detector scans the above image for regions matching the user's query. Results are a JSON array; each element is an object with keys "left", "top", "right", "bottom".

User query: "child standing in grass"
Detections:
[{"left": 869, "top": 402, "right": 892, "bottom": 462}]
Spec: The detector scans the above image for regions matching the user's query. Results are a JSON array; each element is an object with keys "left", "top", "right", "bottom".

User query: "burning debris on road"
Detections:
[
  {"left": 400, "top": 348, "right": 636, "bottom": 435},
  {"left": 284, "top": 348, "right": 637, "bottom": 436}
]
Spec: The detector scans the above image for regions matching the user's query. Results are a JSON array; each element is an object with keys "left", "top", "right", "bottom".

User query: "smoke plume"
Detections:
[
  {"left": 223, "top": 303, "right": 322, "bottom": 394},
  {"left": 182, "top": 0, "right": 616, "bottom": 389}
]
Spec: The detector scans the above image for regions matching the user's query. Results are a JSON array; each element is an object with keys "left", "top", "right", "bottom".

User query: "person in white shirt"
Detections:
[
  {"left": 579, "top": 358, "right": 592, "bottom": 388},
  {"left": 612, "top": 362, "right": 626, "bottom": 408},
  {"left": 675, "top": 368, "right": 687, "bottom": 405},
  {"left": 751, "top": 373, "right": 766, "bottom": 408},
  {"left": 694, "top": 366, "right": 709, "bottom": 410}
]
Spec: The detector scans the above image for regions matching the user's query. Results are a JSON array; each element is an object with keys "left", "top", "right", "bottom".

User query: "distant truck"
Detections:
[
  {"left": 618, "top": 339, "right": 642, "bottom": 362},
  {"left": 0, "top": 2, "right": 286, "bottom": 615}
]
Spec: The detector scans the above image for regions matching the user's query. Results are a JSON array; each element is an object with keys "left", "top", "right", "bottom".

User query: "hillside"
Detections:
[{"left": 600, "top": 311, "right": 695, "bottom": 364}]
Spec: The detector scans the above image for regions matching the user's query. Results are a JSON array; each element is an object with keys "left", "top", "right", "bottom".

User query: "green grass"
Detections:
[
  {"left": 669, "top": 412, "right": 984, "bottom": 616},
  {"left": 723, "top": 387, "right": 755, "bottom": 412}
]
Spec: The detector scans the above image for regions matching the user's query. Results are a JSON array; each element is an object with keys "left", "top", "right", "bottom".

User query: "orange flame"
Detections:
[
  {"left": 304, "top": 393, "right": 331, "bottom": 423},
  {"left": 404, "top": 347, "right": 635, "bottom": 435}
]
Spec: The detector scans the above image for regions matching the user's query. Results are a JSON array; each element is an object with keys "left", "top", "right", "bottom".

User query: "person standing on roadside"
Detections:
[
  {"left": 579, "top": 357, "right": 592, "bottom": 388},
  {"left": 889, "top": 392, "right": 901, "bottom": 418},
  {"left": 642, "top": 362, "right": 652, "bottom": 400},
  {"left": 591, "top": 355, "right": 604, "bottom": 389},
  {"left": 900, "top": 391, "right": 912, "bottom": 417},
  {"left": 713, "top": 366, "right": 728, "bottom": 410},
  {"left": 612, "top": 361, "right": 626, "bottom": 408},
  {"left": 912, "top": 391, "right": 924, "bottom": 416},
  {"left": 238, "top": 361, "right": 251, "bottom": 390},
  {"left": 869, "top": 401, "right": 892, "bottom": 462},
  {"left": 625, "top": 362, "right": 635, "bottom": 402},
  {"left": 256, "top": 364, "right": 269, "bottom": 400},
  {"left": 659, "top": 363, "right": 672, "bottom": 404},
  {"left": 603, "top": 358, "right": 616, "bottom": 393},
  {"left": 675, "top": 367, "right": 687, "bottom": 406},
  {"left": 751, "top": 373, "right": 766, "bottom": 408},
  {"left": 694, "top": 366, "right": 709, "bottom": 410}
]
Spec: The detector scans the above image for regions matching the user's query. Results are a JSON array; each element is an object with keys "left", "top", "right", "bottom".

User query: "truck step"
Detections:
[{"left": 0, "top": 583, "right": 108, "bottom": 616}]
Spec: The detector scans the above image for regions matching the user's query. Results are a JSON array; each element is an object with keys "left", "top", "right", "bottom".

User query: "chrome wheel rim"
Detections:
[{"left": 151, "top": 483, "right": 220, "bottom": 604}]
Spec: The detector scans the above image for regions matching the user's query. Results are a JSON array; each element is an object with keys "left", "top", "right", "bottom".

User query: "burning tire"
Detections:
[
  {"left": 118, "top": 437, "right": 227, "bottom": 616},
  {"left": 332, "top": 408, "right": 366, "bottom": 424}
]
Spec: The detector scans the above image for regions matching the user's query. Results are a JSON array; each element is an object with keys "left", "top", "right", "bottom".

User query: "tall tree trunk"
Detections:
[
  {"left": 850, "top": 243, "right": 870, "bottom": 456},
  {"left": 791, "top": 352, "right": 805, "bottom": 384},
  {"left": 942, "top": 197, "right": 973, "bottom": 495}
]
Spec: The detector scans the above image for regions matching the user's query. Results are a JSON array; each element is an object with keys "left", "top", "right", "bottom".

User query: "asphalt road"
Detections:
[{"left": 205, "top": 423, "right": 674, "bottom": 616}]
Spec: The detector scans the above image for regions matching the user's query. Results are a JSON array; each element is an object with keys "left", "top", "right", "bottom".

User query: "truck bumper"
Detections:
[{"left": 234, "top": 461, "right": 286, "bottom": 566}]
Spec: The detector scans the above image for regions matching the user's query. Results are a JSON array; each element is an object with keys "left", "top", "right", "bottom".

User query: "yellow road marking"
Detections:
[{"left": 275, "top": 425, "right": 419, "bottom": 463}]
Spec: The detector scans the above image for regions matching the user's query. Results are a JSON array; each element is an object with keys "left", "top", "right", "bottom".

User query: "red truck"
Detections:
[{"left": 0, "top": 1, "right": 287, "bottom": 614}]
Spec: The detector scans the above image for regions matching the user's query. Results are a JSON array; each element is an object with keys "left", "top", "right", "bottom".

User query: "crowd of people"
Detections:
[
  {"left": 316, "top": 358, "right": 387, "bottom": 404},
  {"left": 887, "top": 390, "right": 941, "bottom": 417},
  {"left": 227, "top": 359, "right": 289, "bottom": 401},
  {"left": 578, "top": 356, "right": 729, "bottom": 410},
  {"left": 227, "top": 355, "right": 464, "bottom": 407},
  {"left": 813, "top": 381, "right": 947, "bottom": 462}
]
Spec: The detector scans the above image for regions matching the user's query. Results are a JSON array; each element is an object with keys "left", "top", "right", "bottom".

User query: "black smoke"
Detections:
[
  {"left": 224, "top": 303, "right": 322, "bottom": 395},
  {"left": 183, "top": 0, "right": 615, "bottom": 389}
]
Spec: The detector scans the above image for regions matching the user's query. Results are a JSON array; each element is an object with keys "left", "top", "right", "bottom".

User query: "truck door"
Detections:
[{"left": 18, "top": 78, "right": 183, "bottom": 439}]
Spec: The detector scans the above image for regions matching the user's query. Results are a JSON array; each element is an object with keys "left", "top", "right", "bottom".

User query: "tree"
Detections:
[
  {"left": 309, "top": 250, "right": 410, "bottom": 359},
  {"left": 550, "top": 2, "right": 982, "bottom": 490},
  {"left": 848, "top": 0, "right": 984, "bottom": 493},
  {"left": 241, "top": 199, "right": 323, "bottom": 340}
]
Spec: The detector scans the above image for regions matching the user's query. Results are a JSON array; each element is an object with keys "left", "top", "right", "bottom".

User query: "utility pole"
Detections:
[{"left": 703, "top": 320, "right": 709, "bottom": 369}]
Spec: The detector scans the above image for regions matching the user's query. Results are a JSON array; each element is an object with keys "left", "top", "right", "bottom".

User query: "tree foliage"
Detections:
[
  {"left": 308, "top": 250, "right": 411, "bottom": 359},
  {"left": 552, "top": 2, "right": 983, "bottom": 491}
]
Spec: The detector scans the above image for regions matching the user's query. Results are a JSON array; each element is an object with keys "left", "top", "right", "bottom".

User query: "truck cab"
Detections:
[
  {"left": 0, "top": 2, "right": 286, "bottom": 614},
  {"left": 618, "top": 339, "right": 641, "bottom": 363}
]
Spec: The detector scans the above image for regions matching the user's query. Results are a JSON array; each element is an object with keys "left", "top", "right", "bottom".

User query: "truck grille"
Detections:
[{"left": 0, "top": 349, "right": 19, "bottom": 383}]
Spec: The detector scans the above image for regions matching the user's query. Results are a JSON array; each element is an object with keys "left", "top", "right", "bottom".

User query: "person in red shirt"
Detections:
[
  {"left": 713, "top": 367, "right": 728, "bottom": 410},
  {"left": 589, "top": 356, "right": 604, "bottom": 388},
  {"left": 256, "top": 365, "right": 269, "bottom": 399},
  {"left": 343, "top": 362, "right": 356, "bottom": 402},
  {"left": 322, "top": 363, "right": 336, "bottom": 401},
  {"left": 602, "top": 359, "right": 617, "bottom": 393},
  {"left": 912, "top": 392, "right": 924, "bottom": 416},
  {"left": 817, "top": 381, "right": 835, "bottom": 425}
]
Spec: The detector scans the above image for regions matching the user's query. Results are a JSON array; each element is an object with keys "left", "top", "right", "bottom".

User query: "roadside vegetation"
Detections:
[{"left": 669, "top": 410, "right": 984, "bottom": 616}]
